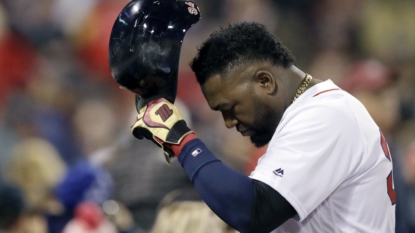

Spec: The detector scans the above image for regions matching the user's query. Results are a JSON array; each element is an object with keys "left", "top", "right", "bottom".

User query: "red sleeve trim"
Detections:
[
  {"left": 313, "top": 88, "right": 340, "bottom": 97},
  {"left": 170, "top": 133, "right": 198, "bottom": 157}
]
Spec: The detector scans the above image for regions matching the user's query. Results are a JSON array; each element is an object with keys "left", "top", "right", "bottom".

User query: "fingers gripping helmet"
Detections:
[{"left": 109, "top": 0, "right": 200, "bottom": 109}]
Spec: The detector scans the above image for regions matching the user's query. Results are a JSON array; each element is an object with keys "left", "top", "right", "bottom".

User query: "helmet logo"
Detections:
[{"left": 185, "top": 2, "right": 198, "bottom": 15}]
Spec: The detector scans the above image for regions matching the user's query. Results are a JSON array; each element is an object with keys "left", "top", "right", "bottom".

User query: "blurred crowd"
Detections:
[{"left": 0, "top": 0, "right": 414, "bottom": 232}]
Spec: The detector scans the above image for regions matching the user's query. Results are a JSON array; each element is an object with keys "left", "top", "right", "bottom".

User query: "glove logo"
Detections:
[{"left": 155, "top": 104, "right": 174, "bottom": 122}]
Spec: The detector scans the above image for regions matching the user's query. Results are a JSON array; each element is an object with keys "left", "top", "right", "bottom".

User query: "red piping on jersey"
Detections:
[{"left": 313, "top": 88, "right": 340, "bottom": 97}]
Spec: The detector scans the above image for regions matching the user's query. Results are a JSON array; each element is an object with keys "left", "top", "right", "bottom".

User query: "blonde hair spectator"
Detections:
[
  {"left": 151, "top": 201, "right": 237, "bottom": 233},
  {"left": 5, "top": 138, "right": 66, "bottom": 212}
]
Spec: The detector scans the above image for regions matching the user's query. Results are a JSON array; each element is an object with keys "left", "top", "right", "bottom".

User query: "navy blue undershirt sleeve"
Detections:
[{"left": 178, "top": 139, "right": 254, "bottom": 233}]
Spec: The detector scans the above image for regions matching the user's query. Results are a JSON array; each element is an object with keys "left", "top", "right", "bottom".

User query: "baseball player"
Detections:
[{"left": 109, "top": 2, "right": 395, "bottom": 232}]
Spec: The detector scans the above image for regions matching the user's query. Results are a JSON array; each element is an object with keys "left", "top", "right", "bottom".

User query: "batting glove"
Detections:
[{"left": 131, "top": 98, "right": 193, "bottom": 164}]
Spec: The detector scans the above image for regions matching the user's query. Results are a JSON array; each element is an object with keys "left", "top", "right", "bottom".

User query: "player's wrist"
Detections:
[{"left": 168, "top": 133, "right": 198, "bottom": 157}]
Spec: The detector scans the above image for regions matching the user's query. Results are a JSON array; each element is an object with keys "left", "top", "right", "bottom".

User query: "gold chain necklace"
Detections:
[{"left": 291, "top": 74, "right": 313, "bottom": 104}]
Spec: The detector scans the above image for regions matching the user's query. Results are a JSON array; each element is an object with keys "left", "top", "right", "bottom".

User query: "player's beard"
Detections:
[{"left": 249, "top": 96, "right": 278, "bottom": 148}]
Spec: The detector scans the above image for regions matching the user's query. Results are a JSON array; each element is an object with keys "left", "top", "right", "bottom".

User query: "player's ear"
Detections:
[{"left": 254, "top": 71, "right": 277, "bottom": 96}]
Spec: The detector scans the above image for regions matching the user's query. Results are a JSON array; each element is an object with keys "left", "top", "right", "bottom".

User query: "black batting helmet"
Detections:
[{"left": 109, "top": 0, "right": 200, "bottom": 109}]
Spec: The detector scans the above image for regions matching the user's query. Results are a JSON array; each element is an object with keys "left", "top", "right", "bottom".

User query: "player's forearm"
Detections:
[{"left": 176, "top": 138, "right": 254, "bottom": 233}]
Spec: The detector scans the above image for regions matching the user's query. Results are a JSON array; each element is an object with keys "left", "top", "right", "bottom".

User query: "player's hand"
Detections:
[{"left": 131, "top": 98, "right": 193, "bottom": 164}]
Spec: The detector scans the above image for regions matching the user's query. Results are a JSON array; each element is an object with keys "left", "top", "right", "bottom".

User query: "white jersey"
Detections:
[{"left": 250, "top": 80, "right": 396, "bottom": 233}]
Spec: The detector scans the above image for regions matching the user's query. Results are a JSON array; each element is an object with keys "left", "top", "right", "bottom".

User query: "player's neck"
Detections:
[
  {"left": 284, "top": 66, "right": 307, "bottom": 105},
  {"left": 287, "top": 66, "right": 323, "bottom": 99}
]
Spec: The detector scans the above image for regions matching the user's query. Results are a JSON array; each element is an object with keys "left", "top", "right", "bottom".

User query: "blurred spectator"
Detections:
[
  {"left": 47, "top": 160, "right": 111, "bottom": 233},
  {"left": 360, "top": 0, "right": 415, "bottom": 62},
  {"left": 0, "top": 182, "right": 25, "bottom": 232},
  {"left": 341, "top": 59, "right": 400, "bottom": 135},
  {"left": 0, "top": 25, "right": 38, "bottom": 111},
  {"left": 62, "top": 202, "right": 117, "bottom": 233},
  {"left": 308, "top": 50, "right": 352, "bottom": 84},
  {"left": 151, "top": 201, "right": 234, "bottom": 233},
  {"left": 313, "top": 0, "right": 363, "bottom": 52},
  {"left": 151, "top": 189, "right": 237, "bottom": 233},
  {"left": 0, "top": 181, "right": 47, "bottom": 233},
  {"left": 397, "top": 64, "right": 415, "bottom": 120},
  {"left": 50, "top": 99, "right": 116, "bottom": 233},
  {"left": 9, "top": 213, "right": 48, "bottom": 233},
  {"left": 2, "top": 54, "right": 85, "bottom": 166},
  {"left": 56, "top": 163, "right": 111, "bottom": 214},
  {"left": 1, "top": 135, "right": 112, "bottom": 233},
  {"left": 223, "top": 0, "right": 278, "bottom": 31},
  {"left": 102, "top": 200, "right": 143, "bottom": 233},
  {"left": 66, "top": 98, "right": 115, "bottom": 206},
  {"left": 73, "top": 99, "right": 118, "bottom": 156},
  {"left": 2, "top": 0, "right": 61, "bottom": 46},
  {"left": 4, "top": 138, "right": 66, "bottom": 214},
  {"left": 395, "top": 140, "right": 415, "bottom": 233},
  {"left": 403, "top": 141, "right": 415, "bottom": 189},
  {"left": 2, "top": 138, "right": 69, "bottom": 233},
  {"left": 108, "top": 137, "right": 194, "bottom": 230}
]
